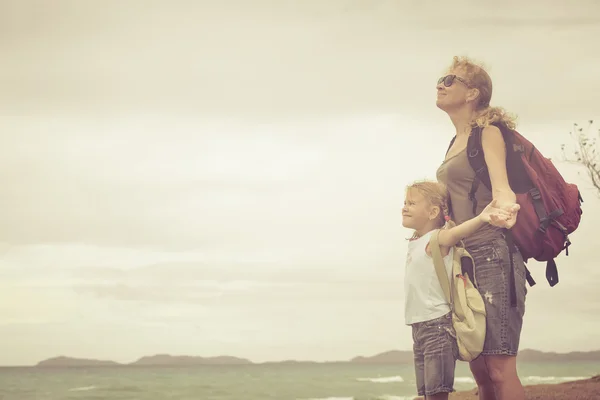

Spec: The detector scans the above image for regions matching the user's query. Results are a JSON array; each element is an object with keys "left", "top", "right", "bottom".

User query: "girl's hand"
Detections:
[
  {"left": 488, "top": 201, "right": 520, "bottom": 228},
  {"left": 479, "top": 199, "right": 515, "bottom": 225}
]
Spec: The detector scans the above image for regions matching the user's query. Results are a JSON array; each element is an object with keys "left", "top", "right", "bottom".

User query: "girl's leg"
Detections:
[
  {"left": 413, "top": 325, "right": 426, "bottom": 398},
  {"left": 421, "top": 314, "right": 457, "bottom": 398}
]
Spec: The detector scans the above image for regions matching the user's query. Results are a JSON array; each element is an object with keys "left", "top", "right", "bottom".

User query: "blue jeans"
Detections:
[
  {"left": 467, "top": 237, "right": 527, "bottom": 356},
  {"left": 411, "top": 313, "right": 458, "bottom": 396}
]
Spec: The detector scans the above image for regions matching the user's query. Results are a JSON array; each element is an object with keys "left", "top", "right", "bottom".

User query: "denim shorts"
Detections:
[
  {"left": 467, "top": 237, "right": 527, "bottom": 356},
  {"left": 411, "top": 313, "right": 458, "bottom": 396}
]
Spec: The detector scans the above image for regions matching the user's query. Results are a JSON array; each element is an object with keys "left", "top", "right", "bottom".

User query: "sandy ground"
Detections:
[{"left": 414, "top": 375, "right": 600, "bottom": 399}]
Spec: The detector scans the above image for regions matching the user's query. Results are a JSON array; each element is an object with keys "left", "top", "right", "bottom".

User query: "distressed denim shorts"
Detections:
[
  {"left": 467, "top": 237, "right": 527, "bottom": 356},
  {"left": 411, "top": 313, "right": 458, "bottom": 396}
]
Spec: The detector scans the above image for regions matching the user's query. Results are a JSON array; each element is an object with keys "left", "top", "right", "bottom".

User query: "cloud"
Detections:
[
  {"left": 71, "top": 277, "right": 303, "bottom": 303},
  {"left": 0, "top": 285, "right": 79, "bottom": 326},
  {"left": 1, "top": 1, "right": 599, "bottom": 118},
  {"left": 0, "top": 114, "right": 435, "bottom": 251}
]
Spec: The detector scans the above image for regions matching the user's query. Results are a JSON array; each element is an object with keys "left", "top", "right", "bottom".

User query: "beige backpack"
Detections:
[{"left": 429, "top": 230, "right": 487, "bottom": 362}]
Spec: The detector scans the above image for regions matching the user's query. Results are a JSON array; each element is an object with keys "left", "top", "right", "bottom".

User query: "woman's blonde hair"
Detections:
[
  {"left": 406, "top": 180, "right": 455, "bottom": 231},
  {"left": 448, "top": 56, "right": 518, "bottom": 131}
]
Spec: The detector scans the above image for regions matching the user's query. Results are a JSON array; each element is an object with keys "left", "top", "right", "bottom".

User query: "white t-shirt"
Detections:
[{"left": 404, "top": 230, "right": 454, "bottom": 325}]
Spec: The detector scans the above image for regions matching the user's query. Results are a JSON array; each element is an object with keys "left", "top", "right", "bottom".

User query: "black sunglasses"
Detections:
[{"left": 437, "top": 74, "right": 471, "bottom": 87}]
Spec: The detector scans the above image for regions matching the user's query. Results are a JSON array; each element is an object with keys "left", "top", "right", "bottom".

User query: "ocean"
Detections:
[{"left": 1, "top": 362, "right": 598, "bottom": 400}]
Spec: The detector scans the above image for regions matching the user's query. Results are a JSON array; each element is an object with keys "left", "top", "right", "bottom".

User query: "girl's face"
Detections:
[{"left": 402, "top": 188, "right": 439, "bottom": 231}]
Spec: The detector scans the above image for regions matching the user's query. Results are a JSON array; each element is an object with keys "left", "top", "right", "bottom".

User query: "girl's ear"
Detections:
[{"left": 429, "top": 206, "right": 441, "bottom": 220}]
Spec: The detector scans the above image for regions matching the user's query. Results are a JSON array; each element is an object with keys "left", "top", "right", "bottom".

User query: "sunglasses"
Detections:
[{"left": 437, "top": 74, "right": 471, "bottom": 87}]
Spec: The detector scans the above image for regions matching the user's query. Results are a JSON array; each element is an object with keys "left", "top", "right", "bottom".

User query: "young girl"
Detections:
[{"left": 402, "top": 180, "right": 511, "bottom": 400}]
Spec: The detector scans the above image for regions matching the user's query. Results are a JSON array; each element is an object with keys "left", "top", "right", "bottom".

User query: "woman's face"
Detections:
[{"left": 435, "top": 69, "right": 473, "bottom": 111}]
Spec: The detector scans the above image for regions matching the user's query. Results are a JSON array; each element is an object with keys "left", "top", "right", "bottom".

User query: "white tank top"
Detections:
[{"left": 404, "top": 230, "right": 454, "bottom": 325}]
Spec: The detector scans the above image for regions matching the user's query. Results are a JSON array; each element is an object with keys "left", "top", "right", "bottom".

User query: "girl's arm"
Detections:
[{"left": 437, "top": 199, "right": 509, "bottom": 248}]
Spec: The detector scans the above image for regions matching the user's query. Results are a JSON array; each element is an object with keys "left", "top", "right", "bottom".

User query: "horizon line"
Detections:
[{"left": 5, "top": 347, "right": 600, "bottom": 368}]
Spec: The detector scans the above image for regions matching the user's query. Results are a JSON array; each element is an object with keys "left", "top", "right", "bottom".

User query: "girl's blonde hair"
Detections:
[
  {"left": 448, "top": 56, "right": 518, "bottom": 131},
  {"left": 406, "top": 180, "right": 455, "bottom": 231}
]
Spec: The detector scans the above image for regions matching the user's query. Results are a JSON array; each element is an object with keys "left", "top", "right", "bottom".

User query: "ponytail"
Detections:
[
  {"left": 441, "top": 201, "right": 455, "bottom": 230},
  {"left": 472, "top": 106, "right": 517, "bottom": 131}
]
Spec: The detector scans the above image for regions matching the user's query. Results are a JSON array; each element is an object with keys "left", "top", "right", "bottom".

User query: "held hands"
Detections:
[{"left": 479, "top": 199, "right": 520, "bottom": 228}]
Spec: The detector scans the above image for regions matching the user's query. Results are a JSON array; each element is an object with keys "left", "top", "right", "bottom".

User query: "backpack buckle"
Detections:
[
  {"left": 564, "top": 236, "right": 571, "bottom": 256},
  {"left": 530, "top": 188, "right": 541, "bottom": 200},
  {"left": 538, "top": 219, "right": 548, "bottom": 233},
  {"left": 468, "top": 148, "right": 479, "bottom": 158},
  {"left": 513, "top": 144, "right": 525, "bottom": 153}
]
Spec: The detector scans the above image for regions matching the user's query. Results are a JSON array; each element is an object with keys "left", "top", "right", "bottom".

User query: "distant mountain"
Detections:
[
  {"left": 33, "top": 349, "right": 600, "bottom": 367},
  {"left": 350, "top": 350, "right": 414, "bottom": 364},
  {"left": 130, "top": 354, "right": 252, "bottom": 366},
  {"left": 36, "top": 356, "right": 121, "bottom": 367}
]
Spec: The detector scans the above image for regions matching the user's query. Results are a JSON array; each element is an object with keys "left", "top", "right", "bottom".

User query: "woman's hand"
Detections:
[
  {"left": 479, "top": 199, "right": 513, "bottom": 224},
  {"left": 488, "top": 201, "right": 520, "bottom": 228}
]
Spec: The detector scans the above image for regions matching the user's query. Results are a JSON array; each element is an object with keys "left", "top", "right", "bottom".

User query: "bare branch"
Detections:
[{"left": 562, "top": 120, "right": 600, "bottom": 195}]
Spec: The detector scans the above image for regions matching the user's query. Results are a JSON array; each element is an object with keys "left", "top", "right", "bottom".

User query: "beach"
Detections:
[{"left": 415, "top": 375, "right": 600, "bottom": 400}]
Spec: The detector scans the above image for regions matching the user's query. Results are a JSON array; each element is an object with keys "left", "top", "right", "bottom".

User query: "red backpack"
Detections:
[{"left": 447, "top": 124, "right": 583, "bottom": 304}]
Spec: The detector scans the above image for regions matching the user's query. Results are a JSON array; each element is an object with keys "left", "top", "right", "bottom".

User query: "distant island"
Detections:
[
  {"left": 32, "top": 349, "right": 600, "bottom": 368},
  {"left": 35, "top": 354, "right": 251, "bottom": 367},
  {"left": 132, "top": 354, "right": 252, "bottom": 366},
  {"left": 37, "top": 356, "right": 121, "bottom": 367}
]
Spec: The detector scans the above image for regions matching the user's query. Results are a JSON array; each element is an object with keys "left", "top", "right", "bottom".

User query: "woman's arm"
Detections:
[{"left": 481, "top": 125, "right": 519, "bottom": 227}]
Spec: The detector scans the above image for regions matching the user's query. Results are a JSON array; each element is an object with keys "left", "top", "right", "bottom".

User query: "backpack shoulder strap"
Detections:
[
  {"left": 446, "top": 136, "right": 457, "bottom": 156},
  {"left": 429, "top": 230, "right": 453, "bottom": 306}
]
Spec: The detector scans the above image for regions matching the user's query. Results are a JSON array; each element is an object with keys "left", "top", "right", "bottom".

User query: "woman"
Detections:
[{"left": 435, "top": 56, "right": 527, "bottom": 400}]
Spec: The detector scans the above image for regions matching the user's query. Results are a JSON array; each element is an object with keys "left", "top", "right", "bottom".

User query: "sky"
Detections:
[{"left": 1, "top": 0, "right": 600, "bottom": 366}]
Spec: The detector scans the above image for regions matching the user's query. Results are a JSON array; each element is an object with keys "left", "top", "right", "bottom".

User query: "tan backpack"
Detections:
[{"left": 429, "top": 230, "right": 487, "bottom": 362}]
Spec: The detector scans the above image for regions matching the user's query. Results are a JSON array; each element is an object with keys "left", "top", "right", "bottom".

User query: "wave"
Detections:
[
  {"left": 523, "top": 376, "right": 589, "bottom": 383},
  {"left": 453, "top": 375, "right": 589, "bottom": 385},
  {"left": 298, "top": 397, "right": 354, "bottom": 400},
  {"left": 454, "top": 376, "right": 476, "bottom": 384},
  {"left": 68, "top": 385, "right": 97, "bottom": 392},
  {"left": 356, "top": 376, "right": 404, "bottom": 383}
]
